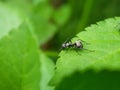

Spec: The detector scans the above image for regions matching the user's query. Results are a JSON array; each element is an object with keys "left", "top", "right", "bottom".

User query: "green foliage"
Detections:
[
  {"left": 57, "top": 0, "right": 120, "bottom": 45},
  {"left": 40, "top": 52, "right": 55, "bottom": 90},
  {"left": 55, "top": 71, "right": 120, "bottom": 90},
  {"left": 50, "top": 17, "right": 120, "bottom": 90},
  {"left": 52, "top": 4, "right": 71, "bottom": 26},
  {"left": 0, "top": 4, "right": 40, "bottom": 90},
  {"left": 31, "top": 0, "right": 57, "bottom": 45},
  {"left": 0, "top": 3, "right": 23, "bottom": 38},
  {"left": 1, "top": 0, "right": 120, "bottom": 90},
  {"left": 0, "top": 3, "right": 55, "bottom": 90}
]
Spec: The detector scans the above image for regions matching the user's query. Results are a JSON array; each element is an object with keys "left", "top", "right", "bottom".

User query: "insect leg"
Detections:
[
  {"left": 82, "top": 48, "right": 95, "bottom": 52},
  {"left": 74, "top": 48, "right": 81, "bottom": 55}
]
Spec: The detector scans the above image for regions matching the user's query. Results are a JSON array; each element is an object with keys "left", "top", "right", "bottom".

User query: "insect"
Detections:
[
  {"left": 59, "top": 37, "right": 92, "bottom": 54},
  {"left": 60, "top": 38, "right": 84, "bottom": 51}
]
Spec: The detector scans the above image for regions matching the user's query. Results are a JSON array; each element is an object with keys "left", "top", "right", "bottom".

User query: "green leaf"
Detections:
[
  {"left": 55, "top": 71, "right": 120, "bottom": 90},
  {"left": 32, "top": 15, "right": 57, "bottom": 45},
  {"left": 32, "top": 2, "right": 57, "bottom": 45},
  {"left": 0, "top": 3, "right": 23, "bottom": 38},
  {"left": 1, "top": 0, "right": 57, "bottom": 45},
  {"left": 53, "top": 4, "right": 71, "bottom": 26},
  {"left": 50, "top": 17, "right": 120, "bottom": 87},
  {"left": 0, "top": 3, "right": 40, "bottom": 90},
  {"left": 34, "top": 1, "right": 54, "bottom": 21},
  {"left": 40, "top": 52, "right": 55, "bottom": 90}
]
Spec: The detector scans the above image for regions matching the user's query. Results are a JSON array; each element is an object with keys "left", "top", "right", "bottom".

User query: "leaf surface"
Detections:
[
  {"left": 0, "top": 3, "right": 40, "bottom": 90},
  {"left": 50, "top": 17, "right": 120, "bottom": 86},
  {"left": 40, "top": 52, "right": 55, "bottom": 90},
  {"left": 32, "top": 1, "right": 57, "bottom": 45}
]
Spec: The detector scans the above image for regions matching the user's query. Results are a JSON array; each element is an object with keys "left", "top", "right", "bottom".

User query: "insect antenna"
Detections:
[{"left": 81, "top": 48, "right": 95, "bottom": 52}]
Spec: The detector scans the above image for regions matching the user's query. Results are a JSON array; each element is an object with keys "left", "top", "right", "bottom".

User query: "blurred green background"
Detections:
[
  {"left": 1, "top": 0, "right": 120, "bottom": 59},
  {"left": 1, "top": 0, "right": 120, "bottom": 90}
]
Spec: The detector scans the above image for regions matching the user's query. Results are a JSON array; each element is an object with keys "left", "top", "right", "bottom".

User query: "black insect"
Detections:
[
  {"left": 60, "top": 39, "right": 84, "bottom": 51},
  {"left": 61, "top": 40, "right": 73, "bottom": 49},
  {"left": 59, "top": 37, "right": 92, "bottom": 54}
]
